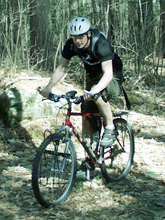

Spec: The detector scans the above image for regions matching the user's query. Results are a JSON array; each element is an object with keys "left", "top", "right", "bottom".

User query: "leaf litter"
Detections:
[{"left": 0, "top": 74, "right": 165, "bottom": 220}]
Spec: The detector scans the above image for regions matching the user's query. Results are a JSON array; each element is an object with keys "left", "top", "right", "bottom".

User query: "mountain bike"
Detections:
[{"left": 32, "top": 89, "right": 135, "bottom": 208}]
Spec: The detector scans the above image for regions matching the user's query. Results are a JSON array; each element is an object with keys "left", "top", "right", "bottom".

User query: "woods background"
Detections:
[
  {"left": 0, "top": 2, "right": 165, "bottom": 218},
  {"left": 0, "top": 0, "right": 164, "bottom": 82}
]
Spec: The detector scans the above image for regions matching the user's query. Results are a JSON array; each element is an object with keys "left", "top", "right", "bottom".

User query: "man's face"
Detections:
[{"left": 71, "top": 32, "right": 91, "bottom": 49}]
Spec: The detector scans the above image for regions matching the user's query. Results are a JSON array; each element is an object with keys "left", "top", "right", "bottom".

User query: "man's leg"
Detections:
[
  {"left": 78, "top": 101, "right": 100, "bottom": 174},
  {"left": 95, "top": 96, "right": 113, "bottom": 127},
  {"left": 81, "top": 101, "right": 101, "bottom": 142},
  {"left": 82, "top": 116, "right": 93, "bottom": 141},
  {"left": 76, "top": 110, "right": 95, "bottom": 179},
  {"left": 94, "top": 96, "right": 117, "bottom": 146},
  {"left": 94, "top": 78, "right": 121, "bottom": 146}
]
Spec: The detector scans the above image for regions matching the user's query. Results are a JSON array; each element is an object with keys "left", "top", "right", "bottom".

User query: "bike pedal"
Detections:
[{"left": 76, "top": 170, "right": 90, "bottom": 180}]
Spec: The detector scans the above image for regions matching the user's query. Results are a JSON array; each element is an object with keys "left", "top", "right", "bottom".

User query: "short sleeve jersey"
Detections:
[{"left": 62, "top": 29, "right": 114, "bottom": 78}]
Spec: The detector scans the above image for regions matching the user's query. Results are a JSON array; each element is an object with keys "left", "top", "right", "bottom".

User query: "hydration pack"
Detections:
[
  {"left": 91, "top": 29, "right": 124, "bottom": 83},
  {"left": 91, "top": 29, "right": 131, "bottom": 109}
]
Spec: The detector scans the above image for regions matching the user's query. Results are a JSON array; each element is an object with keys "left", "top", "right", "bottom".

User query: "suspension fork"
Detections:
[{"left": 55, "top": 124, "right": 72, "bottom": 173}]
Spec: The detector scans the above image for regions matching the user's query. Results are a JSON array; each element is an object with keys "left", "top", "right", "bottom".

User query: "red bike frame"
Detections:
[
  {"left": 64, "top": 109, "right": 123, "bottom": 163},
  {"left": 65, "top": 109, "right": 103, "bottom": 162}
]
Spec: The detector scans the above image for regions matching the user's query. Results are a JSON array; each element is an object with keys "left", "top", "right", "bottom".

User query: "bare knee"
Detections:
[{"left": 82, "top": 117, "right": 92, "bottom": 137}]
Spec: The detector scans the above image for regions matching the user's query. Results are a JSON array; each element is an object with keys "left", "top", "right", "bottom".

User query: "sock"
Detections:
[{"left": 105, "top": 124, "right": 115, "bottom": 130}]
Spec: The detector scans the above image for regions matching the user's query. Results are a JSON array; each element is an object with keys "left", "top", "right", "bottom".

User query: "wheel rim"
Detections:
[
  {"left": 33, "top": 137, "right": 76, "bottom": 207},
  {"left": 102, "top": 119, "right": 134, "bottom": 181}
]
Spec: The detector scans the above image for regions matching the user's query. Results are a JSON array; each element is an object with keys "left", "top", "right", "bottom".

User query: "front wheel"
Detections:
[
  {"left": 32, "top": 133, "right": 77, "bottom": 208},
  {"left": 101, "top": 118, "right": 134, "bottom": 182}
]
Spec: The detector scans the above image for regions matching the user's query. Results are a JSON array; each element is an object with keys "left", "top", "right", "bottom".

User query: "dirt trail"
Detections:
[{"left": 0, "top": 73, "right": 165, "bottom": 220}]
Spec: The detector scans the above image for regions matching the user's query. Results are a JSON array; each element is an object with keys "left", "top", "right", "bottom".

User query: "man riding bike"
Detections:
[{"left": 41, "top": 17, "right": 122, "bottom": 172}]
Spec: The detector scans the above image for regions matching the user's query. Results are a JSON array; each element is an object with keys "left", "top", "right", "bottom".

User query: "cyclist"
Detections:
[{"left": 41, "top": 17, "right": 121, "bottom": 155}]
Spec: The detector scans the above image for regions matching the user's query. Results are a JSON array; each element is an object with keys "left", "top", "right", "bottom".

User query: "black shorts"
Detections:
[{"left": 85, "top": 76, "right": 121, "bottom": 99}]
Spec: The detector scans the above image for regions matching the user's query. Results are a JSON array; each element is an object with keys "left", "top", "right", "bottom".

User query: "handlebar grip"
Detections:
[
  {"left": 48, "top": 93, "right": 60, "bottom": 102},
  {"left": 74, "top": 96, "right": 84, "bottom": 104},
  {"left": 84, "top": 90, "right": 100, "bottom": 100},
  {"left": 84, "top": 90, "right": 94, "bottom": 97},
  {"left": 48, "top": 93, "right": 54, "bottom": 100},
  {"left": 84, "top": 89, "right": 107, "bottom": 102}
]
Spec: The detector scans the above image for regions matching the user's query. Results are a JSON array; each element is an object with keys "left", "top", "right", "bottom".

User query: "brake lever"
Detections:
[
  {"left": 83, "top": 90, "right": 98, "bottom": 99},
  {"left": 83, "top": 90, "right": 107, "bottom": 102},
  {"left": 74, "top": 96, "right": 84, "bottom": 104}
]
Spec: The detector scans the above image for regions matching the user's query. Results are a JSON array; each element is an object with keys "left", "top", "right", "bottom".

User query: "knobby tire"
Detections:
[
  {"left": 101, "top": 118, "right": 134, "bottom": 182},
  {"left": 32, "top": 132, "right": 77, "bottom": 208}
]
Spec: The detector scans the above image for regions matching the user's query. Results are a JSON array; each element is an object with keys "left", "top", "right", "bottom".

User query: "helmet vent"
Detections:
[{"left": 68, "top": 17, "right": 91, "bottom": 35}]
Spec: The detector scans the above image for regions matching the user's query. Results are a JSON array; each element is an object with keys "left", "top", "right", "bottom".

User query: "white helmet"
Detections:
[{"left": 68, "top": 17, "right": 91, "bottom": 36}]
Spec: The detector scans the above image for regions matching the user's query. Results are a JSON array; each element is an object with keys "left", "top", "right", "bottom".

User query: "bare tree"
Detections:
[
  {"left": 0, "top": 0, "right": 164, "bottom": 77},
  {"left": 30, "top": 0, "right": 53, "bottom": 69},
  {"left": 160, "top": 0, "right": 165, "bottom": 58}
]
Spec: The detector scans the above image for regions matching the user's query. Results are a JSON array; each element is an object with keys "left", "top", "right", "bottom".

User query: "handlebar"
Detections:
[
  {"left": 37, "top": 87, "right": 84, "bottom": 104},
  {"left": 84, "top": 90, "right": 107, "bottom": 103},
  {"left": 83, "top": 90, "right": 99, "bottom": 99},
  {"left": 37, "top": 87, "right": 107, "bottom": 104}
]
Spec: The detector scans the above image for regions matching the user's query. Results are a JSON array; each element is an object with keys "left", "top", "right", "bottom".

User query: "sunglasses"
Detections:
[{"left": 71, "top": 34, "right": 86, "bottom": 40}]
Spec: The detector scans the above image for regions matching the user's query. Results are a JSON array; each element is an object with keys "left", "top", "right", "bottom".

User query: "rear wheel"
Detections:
[
  {"left": 32, "top": 133, "right": 77, "bottom": 207},
  {"left": 101, "top": 118, "right": 134, "bottom": 182}
]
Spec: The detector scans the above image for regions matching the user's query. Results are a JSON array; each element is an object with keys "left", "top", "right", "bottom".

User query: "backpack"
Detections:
[
  {"left": 91, "top": 29, "right": 131, "bottom": 110},
  {"left": 91, "top": 29, "right": 124, "bottom": 84}
]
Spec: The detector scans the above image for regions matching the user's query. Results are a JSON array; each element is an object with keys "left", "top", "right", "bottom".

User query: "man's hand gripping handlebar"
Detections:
[{"left": 83, "top": 90, "right": 107, "bottom": 103}]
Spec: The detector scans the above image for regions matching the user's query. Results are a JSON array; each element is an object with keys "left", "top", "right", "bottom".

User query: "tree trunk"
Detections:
[
  {"left": 30, "top": 0, "right": 54, "bottom": 70},
  {"left": 160, "top": 0, "right": 165, "bottom": 58},
  {"left": 141, "top": 0, "right": 155, "bottom": 55}
]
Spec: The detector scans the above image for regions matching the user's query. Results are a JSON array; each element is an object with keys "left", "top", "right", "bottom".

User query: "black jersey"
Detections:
[{"left": 62, "top": 29, "right": 114, "bottom": 78}]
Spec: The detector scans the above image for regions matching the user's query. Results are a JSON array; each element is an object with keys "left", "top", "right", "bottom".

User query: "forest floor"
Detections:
[{"left": 0, "top": 69, "right": 165, "bottom": 220}]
